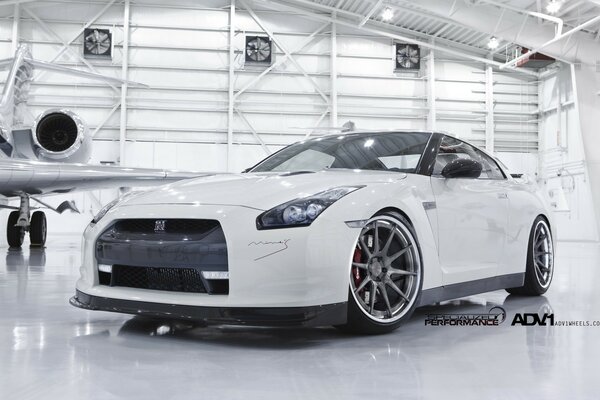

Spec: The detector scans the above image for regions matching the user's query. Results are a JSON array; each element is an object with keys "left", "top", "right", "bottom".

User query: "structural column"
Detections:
[
  {"left": 119, "top": 0, "right": 130, "bottom": 166},
  {"left": 426, "top": 48, "right": 436, "bottom": 131},
  {"left": 227, "top": 0, "right": 236, "bottom": 172},
  {"left": 571, "top": 64, "right": 600, "bottom": 239},
  {"left": 485, "top": 65, "right": 494, "bottom": 152},
  {"left": 537, "top": 73, "right": 545, "bottom": 176},
  {"left": 330, "top": 18, "right": 338, "bottom": 127},
  {"left": 11, "top": 3, "right": 19, "bottom": 54}
]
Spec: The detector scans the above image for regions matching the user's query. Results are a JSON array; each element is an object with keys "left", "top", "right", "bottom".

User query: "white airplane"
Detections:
[{"left": 0, "top": 44, "right": 199, "bottom": 248}]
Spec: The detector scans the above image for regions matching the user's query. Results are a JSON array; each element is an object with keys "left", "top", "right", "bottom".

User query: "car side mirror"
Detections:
[{"left": 441, "top": 158, "right": 482, "bottom": 179}]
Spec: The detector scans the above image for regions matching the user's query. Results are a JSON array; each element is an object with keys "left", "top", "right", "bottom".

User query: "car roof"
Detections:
[
  {"left": 326, "top": 129, "right": 436, "bottom": 136},
  {"left": 310, "top": 130, "right": 512, "bottom": 176},
  {"left": 312, "top": 129, "right": 460, "bottom": 139}
]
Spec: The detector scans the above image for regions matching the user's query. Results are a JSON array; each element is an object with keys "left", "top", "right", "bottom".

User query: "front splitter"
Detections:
[{"left": 70, "top": 290, "right": 347, "bottom": 327}]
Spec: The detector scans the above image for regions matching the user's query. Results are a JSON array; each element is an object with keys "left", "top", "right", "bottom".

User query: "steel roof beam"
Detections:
[
  {"left": 260, "top": 0, "right": 509, "bottom": 59},
  {"left": 501, "top": 14, "right": 600, "bottom": 69},
  {"left": 476, "top": 0, "right": 564, "bottom": 36},
  {"left": 264, "top": 0, "right": 539, "bottom": 76},
  {"left": 358, "top": 0, "right": 383, "bottom": 27}
]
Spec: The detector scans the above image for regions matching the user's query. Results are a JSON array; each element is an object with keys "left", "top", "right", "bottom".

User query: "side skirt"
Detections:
[{"left": 417, "top": 273, "right": 525, "bottom": 306}]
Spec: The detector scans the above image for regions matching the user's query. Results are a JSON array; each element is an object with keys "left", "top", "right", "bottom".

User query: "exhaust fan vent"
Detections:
[
  {"left": 395, "top": 43, "right": 420, "bottom": 71},
  {"left": 245, "top": 35, "right": 273, "bottom": 65},
  {"left": 83, "top": 28, "right": 112, "bottom": 59}
]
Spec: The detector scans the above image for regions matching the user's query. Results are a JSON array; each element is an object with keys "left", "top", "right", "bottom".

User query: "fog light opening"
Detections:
[
  {"left": 201, "top": 271, "right": 229, "bottom": 280},
  {"left": 98, "top": 264, "right": 112, "bottom": 273}
]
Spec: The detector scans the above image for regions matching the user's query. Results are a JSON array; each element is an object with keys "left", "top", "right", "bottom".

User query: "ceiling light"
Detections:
[
  {"left": 381, "top": 7, "right": 394, "bottom": 21},
  {"left": 487, "top": 36, "right": 499, "bottom": 50},
  {"left": 546, "top": 0, "right": 561, "bottom": 14}
]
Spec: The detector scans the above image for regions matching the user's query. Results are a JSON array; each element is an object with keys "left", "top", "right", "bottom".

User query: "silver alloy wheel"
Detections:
[
  {"left": 533, "top": 220, "right": 554, "bottom": 288},
  {"left": 350, "top": 216, "right": 421, "bottom": 323}
]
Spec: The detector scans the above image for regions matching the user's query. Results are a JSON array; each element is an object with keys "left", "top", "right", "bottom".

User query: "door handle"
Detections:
[{"left": 497, "top": 192, "right": 508, "bottom": 199}]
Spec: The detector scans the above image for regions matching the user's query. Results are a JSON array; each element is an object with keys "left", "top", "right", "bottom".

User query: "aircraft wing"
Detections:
[
  {"left": 0, "top": 158, "right": 204, "bottom": 198},
  {"left": 26, "top": 58, "right": 148, "bottom": 88}
]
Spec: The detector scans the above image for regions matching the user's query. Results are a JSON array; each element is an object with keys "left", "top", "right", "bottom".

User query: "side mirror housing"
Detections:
[{"left": 441, "top": 158, "right": 482, "bottom": 179}]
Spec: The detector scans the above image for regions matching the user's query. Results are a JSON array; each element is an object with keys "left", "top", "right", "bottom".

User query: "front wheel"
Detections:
[
  {"left": 337, "top": 212, "right": 423, "bottom": 334},
  {"left": 7, "top": 211, "right": 25, "bottom": 248},
  {"left": 29, "top": 211, "right": 47, "bottom": 247},
  {"left": 506, "top": 216, "right": 554, "bottom": 296}
]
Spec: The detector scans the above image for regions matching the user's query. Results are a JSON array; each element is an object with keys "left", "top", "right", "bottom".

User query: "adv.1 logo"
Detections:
[{"left": 511, "top": 313, "right": 555, "bottom": 326}]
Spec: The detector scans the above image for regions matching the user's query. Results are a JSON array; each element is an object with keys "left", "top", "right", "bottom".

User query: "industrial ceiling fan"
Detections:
[
  {"left": 245, "top": 36, "right": 273, "bottom": 64},
  {"left": 83, "top": 28, "right": 112, "bottom": 58},
  {"left": 395, "top": 43, "right": 420, "bottom": 70}
]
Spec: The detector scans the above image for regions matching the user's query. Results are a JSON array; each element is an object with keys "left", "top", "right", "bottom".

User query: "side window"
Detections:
[
  {"left": 475, "top": 150, "right": 506, "bottom": 180},
  {"left": 432, "top": 136, "right": 476, "bottom": 176},
  {"left": 433, "top": 136, "right": 505, "bottom": 180}
]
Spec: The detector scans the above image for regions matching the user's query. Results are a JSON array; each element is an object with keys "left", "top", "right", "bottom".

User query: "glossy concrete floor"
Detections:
[{"left": 1, "top": 235, "right": 599, "bottom": 400}]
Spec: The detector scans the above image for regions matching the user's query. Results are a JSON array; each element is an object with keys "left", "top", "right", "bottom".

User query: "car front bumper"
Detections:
[
  {"left": 70, "top": 289, "right": 347, "bottom": 327},
  {"left": 73, "top": 203, "right": 362, "bottom": 326}
]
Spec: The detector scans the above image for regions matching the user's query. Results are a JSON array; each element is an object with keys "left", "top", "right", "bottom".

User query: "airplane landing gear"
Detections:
[
  {"left": 5, "top": 194, "right": 47, "bottom": 248},
  {"left": 7, "top": 211, "right": 25, "bottom": 248},
  {"left": 30, "top": 211, "right": 47, "bottom": 247}
]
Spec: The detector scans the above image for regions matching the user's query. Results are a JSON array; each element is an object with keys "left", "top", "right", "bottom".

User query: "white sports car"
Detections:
[{"left": 71, "top": 131, "right": 554, "bottom": 334}]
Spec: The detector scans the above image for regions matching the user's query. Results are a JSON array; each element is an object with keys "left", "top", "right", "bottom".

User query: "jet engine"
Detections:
[{"left": 32, "top": 109, "right": 91, "bottom": 163}]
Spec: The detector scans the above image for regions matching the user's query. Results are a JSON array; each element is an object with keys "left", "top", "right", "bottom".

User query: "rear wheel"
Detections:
[
  {"left": 337, "top": 212, "right": 423, "bottom": 334},
  {"left": 7, "top": 211, "right": 25, "bottom": 248},
  {"left": 506, "top": 216, "right": 554, "bottom": 296},
  {"left": 30, "top": 211, "right": 47, "bottom": 247}
]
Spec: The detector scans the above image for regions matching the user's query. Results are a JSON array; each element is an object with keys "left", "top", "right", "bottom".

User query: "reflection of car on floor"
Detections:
[{"left": 70, "top": 131, "right": 555, "bottom": 334}]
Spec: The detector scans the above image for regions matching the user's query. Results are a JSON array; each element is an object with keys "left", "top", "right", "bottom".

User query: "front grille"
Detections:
[
  {"left": 112, "top": 265, "right": 207, "bottom": 293},
  {"left": 96, "top": 219, "right": 229, "bottom": 295},
  {"left": 97, "top": 219, "right": 228, "bottom": 269},
  {"left": 114, "top": 219, "right": 219, "bottom": 235}
]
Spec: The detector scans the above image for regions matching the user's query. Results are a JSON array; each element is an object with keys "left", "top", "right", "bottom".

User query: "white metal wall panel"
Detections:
[{"left": 0, "top": 0, "right": 539, "bottom": 175}]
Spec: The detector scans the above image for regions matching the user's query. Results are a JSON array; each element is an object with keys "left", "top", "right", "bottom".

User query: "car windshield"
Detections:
[{"left": 250, "top": 132, "right": 431, "bottom": 173}]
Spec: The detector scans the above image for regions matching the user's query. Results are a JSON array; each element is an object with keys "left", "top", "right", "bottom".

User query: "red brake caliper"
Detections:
[{"left": 352, "top": 247, "right": 363, "bottom": 287}]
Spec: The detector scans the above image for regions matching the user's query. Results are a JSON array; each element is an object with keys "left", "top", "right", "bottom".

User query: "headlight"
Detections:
[
  {"left": 90, "top": 198, "right": 119, "bottom": 225},
  {"left": 256, "top": 186, "right": 364, "bottom": 229},
  {"left": 90, "top": 191, "right": 140, "bottom": 225}
]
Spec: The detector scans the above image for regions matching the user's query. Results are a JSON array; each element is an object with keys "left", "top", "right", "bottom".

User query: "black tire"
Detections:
[
  {"left": 506, "top": 216, "right": 554, "bottom": 296},
  {"left": 7, "top": 211, "right": 25, "bottom": 248},
  {"left": 30, "top": 211, "right": 47, "bottom": 247},
  {"left": 336, "top": 212, "right": 423, "bottom": 335}
]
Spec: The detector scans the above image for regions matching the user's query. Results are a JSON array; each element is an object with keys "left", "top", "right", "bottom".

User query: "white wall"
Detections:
[
  {"left": 0, "top": 0, "right": 542, "bottom": 241},
  {"left": 538, "top": 66, "right": 599, "bottom": 242}
]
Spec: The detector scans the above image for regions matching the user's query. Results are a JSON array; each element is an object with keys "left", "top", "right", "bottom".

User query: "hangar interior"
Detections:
[
  {"left": 0, "top": 0, "right": 598, "bottom": 242},
  {"left": 1, "top": 0, "right": 599, "bottom": 399}
]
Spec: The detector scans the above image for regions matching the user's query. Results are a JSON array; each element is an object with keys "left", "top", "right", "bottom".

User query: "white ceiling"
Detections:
[{"left": 265, "top": 0, "right": 600, "bottom": 63}]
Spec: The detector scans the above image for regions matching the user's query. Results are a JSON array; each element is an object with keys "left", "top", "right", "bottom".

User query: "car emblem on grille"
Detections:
[{"left": 154, "top": 220, "right": 166, "bottom": 232}]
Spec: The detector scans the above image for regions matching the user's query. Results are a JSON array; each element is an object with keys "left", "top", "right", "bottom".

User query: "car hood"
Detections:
[{"left": 120, "top": 170, "right": 407, "bottom": 211}]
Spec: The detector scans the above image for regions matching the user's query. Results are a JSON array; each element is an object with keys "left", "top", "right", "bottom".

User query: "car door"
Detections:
[{"left": 430, "top": 136, "right": 509, "bottom": 285}]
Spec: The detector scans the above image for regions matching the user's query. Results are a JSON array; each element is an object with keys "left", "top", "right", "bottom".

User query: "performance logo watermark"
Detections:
[
  {"left": 425, "top": 308, "right": 600, "bottom": 327},
  {"left": 424, "top": 306, "right": 506, "bottom": 326}
]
